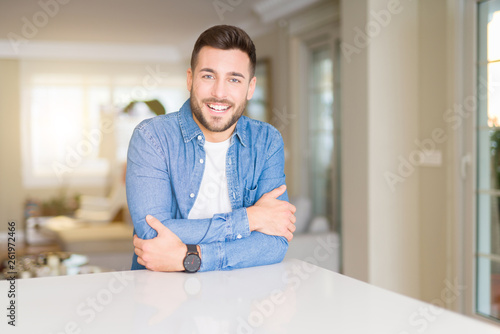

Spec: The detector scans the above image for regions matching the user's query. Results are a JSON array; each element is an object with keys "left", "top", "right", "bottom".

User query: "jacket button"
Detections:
[
  {"left": 197, "top": 135, "right": 202, "bottom": 141},
  {"left": 190, "top": 193, "right": 195, "bottom": 198},
  {"left": 200, "top": 159, "right": 204, "bottom": 164}
]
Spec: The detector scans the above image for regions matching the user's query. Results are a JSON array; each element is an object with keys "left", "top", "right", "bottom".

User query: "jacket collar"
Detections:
[{"left": 178, "top": 98, "right": 247, "bottom": 147}]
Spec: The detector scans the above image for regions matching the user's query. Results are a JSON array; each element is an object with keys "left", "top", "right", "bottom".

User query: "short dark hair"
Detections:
[{"left": 191, "top": 25, "right": 256, "bottom": 78}]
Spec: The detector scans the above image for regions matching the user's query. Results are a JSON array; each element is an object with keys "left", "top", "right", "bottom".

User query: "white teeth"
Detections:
[{"left": 207, "top": 104, "right": 230, "bottom": 112}]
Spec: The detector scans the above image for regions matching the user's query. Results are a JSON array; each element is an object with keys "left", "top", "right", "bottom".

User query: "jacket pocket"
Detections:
[{"left": 244, "top": 185, "right": 258, "bottom": 207}]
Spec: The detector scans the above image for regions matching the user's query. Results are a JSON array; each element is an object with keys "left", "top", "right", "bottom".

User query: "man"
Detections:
[{"left": 127, "top": 25, "right": 296, "bottom": 273}]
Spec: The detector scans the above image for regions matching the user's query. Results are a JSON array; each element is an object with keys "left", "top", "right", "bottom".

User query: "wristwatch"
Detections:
[{"left": 183, "top": 244, "right": 201, "bottom": 273}]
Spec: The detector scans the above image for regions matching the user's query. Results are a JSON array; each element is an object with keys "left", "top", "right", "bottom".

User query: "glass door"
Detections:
[
  {"left": 477, "top": 0, "right": 500, "bottom": 321},
  {"left": 307, "top": 39, "right": 341, "bottom": 233}
]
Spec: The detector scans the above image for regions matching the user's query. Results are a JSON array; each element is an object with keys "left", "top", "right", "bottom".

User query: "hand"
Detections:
[
  {"left": 246, "top": 185, "right": 297, "bottom": 241},
  {"left": 133, "top": 215, "right": 187, "bottom": 272}
]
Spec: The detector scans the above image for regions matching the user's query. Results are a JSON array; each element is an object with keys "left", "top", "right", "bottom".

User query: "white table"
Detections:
[{"left": 1, "top": 259, "right": 499, "bottom": 333}]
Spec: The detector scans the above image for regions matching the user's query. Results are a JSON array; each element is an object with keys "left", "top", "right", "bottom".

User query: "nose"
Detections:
[{"left": 211, "top": 77, "right": 227, "bottom": 99}]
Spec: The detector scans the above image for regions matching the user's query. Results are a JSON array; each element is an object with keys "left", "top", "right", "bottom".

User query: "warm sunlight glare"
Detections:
[{"left": 487, "top": 11, "right": 500, "bottom": 127}]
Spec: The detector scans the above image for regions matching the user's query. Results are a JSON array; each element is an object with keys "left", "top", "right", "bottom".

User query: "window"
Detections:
[
  {"left": 309, "top": 44, "right": 339, "bottom": 230},
  {"left": 300, "top": 26, "right": 341, "bottom": 233},
  {"left": 477, "top": 0, "right": 500, "bottom": 321},
  {"left": 21, "top": 60, "right": 188, "bottom": 188},
  {"left": 23, "top": 76, "right": 112, "bottom": 188}
]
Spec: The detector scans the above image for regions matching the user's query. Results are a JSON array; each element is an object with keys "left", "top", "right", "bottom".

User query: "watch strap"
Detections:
[{"left": 186, "top": 244, "right": 198, "bottom": 255}]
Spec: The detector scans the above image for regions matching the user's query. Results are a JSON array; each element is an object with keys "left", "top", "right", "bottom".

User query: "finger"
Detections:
[
  {"left": 265, "top": 185, "right": 287, "bottom": 199},
  {"left": 135, "top": 247, "right": 143, "bottom": 257},
  {"left": 289, "top": 223, "right": 296, "bottom": 233},
  {"left": 137, "top": 256, "right": 145, "bottom": 266},
  {"left": 285, "top": 231, "right": 293, "bottom": 242},
  {"left": 145, "top": 215, "right": 166, "bottom": 235},
  {"left": 289, "top": 204, "right": 297, "bottom": 214},
  {"left": 289, "top": 213, "right": 296, "bottom": 224},
  {"left": 133, "top": 235, "right": 143, "bottom": 248}
]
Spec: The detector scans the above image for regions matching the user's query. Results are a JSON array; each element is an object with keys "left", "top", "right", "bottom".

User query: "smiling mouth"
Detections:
[{"left": 206, "top": 103, "right": 231, "bottom": 113}]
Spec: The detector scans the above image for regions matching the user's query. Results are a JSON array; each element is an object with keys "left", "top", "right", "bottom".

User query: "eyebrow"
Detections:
[{"left": 199, "top": 68, "right": 246, "bottom": 79}]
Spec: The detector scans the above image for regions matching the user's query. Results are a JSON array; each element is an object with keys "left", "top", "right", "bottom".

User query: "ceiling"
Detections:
[{"left": 0, "top": 0, "right": 323, "bottom": 61}]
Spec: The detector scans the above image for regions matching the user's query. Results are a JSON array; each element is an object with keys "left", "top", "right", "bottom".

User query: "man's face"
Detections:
[{"left": 187, "top": 46, "right": 256, "bottom": 141}]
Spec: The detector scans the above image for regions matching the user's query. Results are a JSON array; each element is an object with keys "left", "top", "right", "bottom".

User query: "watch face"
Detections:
[{"left": 184, "top": 254, "right": 201, "bottom": 273}]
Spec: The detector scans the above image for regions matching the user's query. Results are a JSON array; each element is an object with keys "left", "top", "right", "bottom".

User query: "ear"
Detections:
[
  {"left": 187, "top": 68, "right": 193, "bottom": 92},
  {"left": 246, "top": 76, "right": 257, "bottom": 101}
]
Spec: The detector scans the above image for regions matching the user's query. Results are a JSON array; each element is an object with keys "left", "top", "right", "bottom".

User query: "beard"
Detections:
[{"left": 190, "top": 92, "right": 247, "bottom": 133}]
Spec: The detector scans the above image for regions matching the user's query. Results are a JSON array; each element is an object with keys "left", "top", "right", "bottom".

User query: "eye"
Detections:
[
  {"left": 202, "top": 74, "right": 214, "bottom": 79},
  {"left": 229, "top": 78, "right": 241, "bottom": 83}
]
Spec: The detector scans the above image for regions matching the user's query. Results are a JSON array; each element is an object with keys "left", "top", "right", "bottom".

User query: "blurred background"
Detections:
[{"left": 0, "top": 0, "right": 499, "bottom": 327}]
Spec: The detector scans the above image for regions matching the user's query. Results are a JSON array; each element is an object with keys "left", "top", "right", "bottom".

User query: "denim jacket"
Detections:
[{"left": 126, "top": 99, "right": 289, "bottom": 271}]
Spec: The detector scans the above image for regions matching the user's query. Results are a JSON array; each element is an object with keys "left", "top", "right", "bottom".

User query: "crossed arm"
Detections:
[
  {"left": 126, "top": 126, "right": 296, "bottom": 272},
  {"left": 133, "top": 185, "right": 297, "bottom": 272}
]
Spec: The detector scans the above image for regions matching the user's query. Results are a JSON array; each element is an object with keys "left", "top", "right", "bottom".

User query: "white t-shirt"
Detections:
[{"left": 188, "top": 138, "right": 232, "bottom": 219}]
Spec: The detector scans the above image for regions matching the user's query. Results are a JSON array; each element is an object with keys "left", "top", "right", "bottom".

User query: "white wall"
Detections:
[
  {"left": 368, "top": 0, "right": 420, "bottom": 296},
  {"left": 341, "top": 0, "right": 471, "bottom": 306},
  {"left": 0, "top": 59, "right": 23, "bottom": 228},
  {"left": 340, "top": 0, "right": 371, "bottom": 281},
  {"left": 341, "top": 0, "right": 420, "bottom": 298},
  {"left": 417, "top": 0, "right": 450, "bottom": 306}
]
